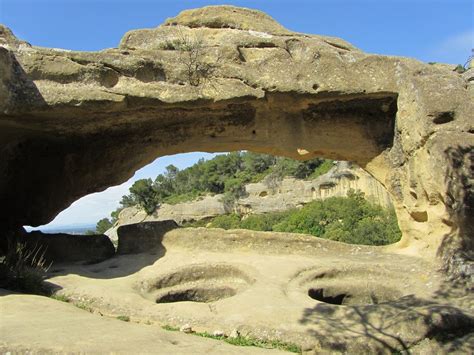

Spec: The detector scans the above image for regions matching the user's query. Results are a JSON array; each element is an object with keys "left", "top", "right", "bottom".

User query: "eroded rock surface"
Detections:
[
  {"left": 21, "top": 230, "right": 115, "bottom": 263},
  {"left": 0, "top": 6, "right": 472, "bottom": 276},
  {"left": 42, "top": 228, "right": 474, "bottom": 354}
]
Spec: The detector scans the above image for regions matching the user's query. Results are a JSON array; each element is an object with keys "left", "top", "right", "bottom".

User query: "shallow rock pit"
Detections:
[{"left": 136, "top": 263, "right": 255, "bottom": 304}]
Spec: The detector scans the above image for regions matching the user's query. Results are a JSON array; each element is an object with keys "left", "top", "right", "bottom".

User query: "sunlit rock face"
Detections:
[{"left": 0, "top": 6, "right": 472, "bottom": 275}]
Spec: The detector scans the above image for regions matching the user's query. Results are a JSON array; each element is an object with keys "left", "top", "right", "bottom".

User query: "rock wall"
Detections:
[
  {"left": 0, "top": 6, "right": 472, "bottom": 277},
  {"left": 238, "top": 161, "right": 393, "bottom": 214},
  {"left": 20, "top": 231, "right": 115, "bottom": 264}
]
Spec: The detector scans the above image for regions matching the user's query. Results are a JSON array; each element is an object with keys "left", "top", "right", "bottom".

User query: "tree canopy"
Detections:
[{"left": 116, "top": 152, "right": 333, "bottom": 217}]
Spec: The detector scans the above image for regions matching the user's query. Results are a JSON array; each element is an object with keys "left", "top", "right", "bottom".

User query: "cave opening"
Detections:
[{"left": 24, "top": 150, "right": 402, "bottom": 252}]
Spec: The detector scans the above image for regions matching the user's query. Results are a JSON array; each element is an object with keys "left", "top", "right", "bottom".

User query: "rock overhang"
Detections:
[{"left": 0, "top": 6, "right": 472, "bottom": 277}]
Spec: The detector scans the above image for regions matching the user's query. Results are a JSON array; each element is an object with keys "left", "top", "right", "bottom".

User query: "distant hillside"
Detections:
[
  {"left": 94, "top": 152, "right": 334, "bottom": 233},
  {"left": 104, "top": 159, "right": 399, "bottom": 246},
  {"left": 26, "top": 224, "right": 96, "bottom": 235}
]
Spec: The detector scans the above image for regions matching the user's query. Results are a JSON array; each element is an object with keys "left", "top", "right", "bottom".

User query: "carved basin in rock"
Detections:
[
  {"left": 287, "top": 266, "right": 417, "bottom": 306},
  {"left": 135, "top": 263, "right": 255, "bottom": 304}
]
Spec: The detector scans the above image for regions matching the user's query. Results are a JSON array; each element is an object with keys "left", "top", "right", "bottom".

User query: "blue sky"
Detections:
[{"left": 1, "top": 0, "right": 472, "bottom": 228}]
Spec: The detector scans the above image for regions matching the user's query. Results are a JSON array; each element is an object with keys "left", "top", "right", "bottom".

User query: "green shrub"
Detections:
[
  {"left": 240, "top": 212, "right": 290, "bottom": 232},
  {"left": 308, "top": 159, "right": 334, "bottom": 179},
  {"left": 163, "top": 191, "right": 203, "bottom": 205},
  {"left": 209, "top": 214, "right": 241, "bottom": 229},
  {"left": 51, "top": 293, "right": 71, "bottom": 302},
  {"left": 274, "top": 190, "right": 401, "bottom": 245},
  {"left": 96, "top": 218, "right": 113, "bottom": 234},
  {"left": 201, "top": 190, "right": 401, "bottom": 246},
  {"left": 0, "top": 242, "right": 51, "bottom": 295}
]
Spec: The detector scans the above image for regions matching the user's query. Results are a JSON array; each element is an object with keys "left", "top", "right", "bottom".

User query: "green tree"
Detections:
[
  {"left": 129, "top": 179, "right": 159, "bottom": 214},
  {"left": 116, "top": 152, "right": 334, "bottom": 215},
  {"left": 96, "top": 218, "right": 113, "bottom": 234},
  {"left": 242, "top": 152, "right": 275, "bottom": 174}
]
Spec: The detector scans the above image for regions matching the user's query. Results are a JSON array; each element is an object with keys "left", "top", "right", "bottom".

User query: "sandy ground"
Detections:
[{"left": 1, "top": 228, "right": 473, "bottom": 353}]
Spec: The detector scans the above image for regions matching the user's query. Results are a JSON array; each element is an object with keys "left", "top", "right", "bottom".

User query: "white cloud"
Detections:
[
  {"left": 431, "top": 29, "right": 474, "bottom": 64},
  {"left": 440, "top": 30, "right": 473, "bottom": 51}
]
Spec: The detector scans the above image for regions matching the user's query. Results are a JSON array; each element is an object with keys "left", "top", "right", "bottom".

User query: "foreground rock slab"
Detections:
[
  {"left": 45, "top": 228, "right": 474, "bottom": 354},
  {"left": 0, "top": 290, "right": 285, "bottom": 354}
]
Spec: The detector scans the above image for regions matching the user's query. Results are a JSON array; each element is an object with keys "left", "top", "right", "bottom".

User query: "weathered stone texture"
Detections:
[
  {"left": 0, "top": 6, "right": 472, "bottom": 276},
  {"left": 21, "top": 231, "right": 115, "bottom": 263},
  {"left": 117, "top": 220, "right": 178, "bottom": 254}
]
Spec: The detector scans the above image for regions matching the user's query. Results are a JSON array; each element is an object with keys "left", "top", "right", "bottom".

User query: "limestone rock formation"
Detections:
[
  {"left": 105, "top": 161, "right": 394, "bottom": 241},
  {"left": 116, "top": 220, "right": 178, "bottom": 254},
  {"left": 237, "top": 161, "right": 394, "bottom": 214},
  {"left": 0, "top": 6, "right": 472, "bottom": 278},
  {"left": 21, "top": 230, "right": 115, "bottom": 263}
]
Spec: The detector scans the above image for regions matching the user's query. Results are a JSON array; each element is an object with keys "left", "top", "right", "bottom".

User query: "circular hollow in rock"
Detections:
[
  {"left": 137, "top": 263, "right": 255, "bottom": 304},
  {"left": 307, "top": 284, "right": 402, "bottom": 306},
  {"left": 156, "top": 286, "right": 237, "bottom": 303}
]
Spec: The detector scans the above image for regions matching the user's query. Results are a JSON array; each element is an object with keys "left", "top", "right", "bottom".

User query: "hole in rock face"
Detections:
[
  {"left": 308, "top": 288, "right": 348, "bottom": 305},
  {"left": 28, "top": 150, "right": 401, "bottom": 254},
  {"left": 136, "top": 263, "right": 255, "bottom": 304},
  {"left": 294, "top": 267, "right": 404, "bottom": 306},
  {"left": 156, "top": 286, "right": 237, "bottom": 303},
  {"left": 307, "top": 284, "right": 401, "bottom": 306},
  {"left": 431, "top": 111, "right": 455, "bottom": 124}
]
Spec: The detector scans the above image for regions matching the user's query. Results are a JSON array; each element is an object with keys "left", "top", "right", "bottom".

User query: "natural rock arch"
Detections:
[{"left": 0, "top": 6, "right": 472, "bottom": 277}]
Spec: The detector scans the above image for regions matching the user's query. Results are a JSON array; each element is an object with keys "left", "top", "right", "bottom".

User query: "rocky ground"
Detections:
[
  {"left": 1, "top": 3, "right": 472, "bottom": 354},
  {"left": 2, "top": 227, "right": 472, "bottom": 354}
]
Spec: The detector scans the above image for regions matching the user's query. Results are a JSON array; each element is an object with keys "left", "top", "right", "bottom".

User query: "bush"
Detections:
[
  {"left": 274, "top": 190, "right": 401, "bottom": 245},
  {"left": 96, "top": 218, "right": 113, "bottom": 234},
  {"left": 0, "top": 242, "right": 51, "bottom": 294},
  {"left": 240, "top": 212, "right": 290, "bottom": 232},
  {"left": 201, "top": 190, "right": 401, "bottom": 246},
  {"left": 209, "top": 214, "right": 241, "bottom": 229}
]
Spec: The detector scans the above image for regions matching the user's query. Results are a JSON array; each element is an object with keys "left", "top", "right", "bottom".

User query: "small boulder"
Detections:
[
  {"left": 212, "top": 330, "right": 224, "bottom": 337},
  {"left": 229, "top": 329, "right": 240, "bottom": 338},
  {"left": 179, "top": 324, "right": 193, "bottom": 333}
]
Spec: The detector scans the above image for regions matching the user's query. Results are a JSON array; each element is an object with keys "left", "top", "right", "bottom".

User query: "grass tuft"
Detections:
[
  {"left": 161, "top": 325, "right": 301, "bottom": 353},
  {"left": 50, "top": 293, "right": 71, "bottom": 303}
]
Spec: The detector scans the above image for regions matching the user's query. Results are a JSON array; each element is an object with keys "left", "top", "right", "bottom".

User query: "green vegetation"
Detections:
[
  {"left": 117, "top": 315, "right": 130, "bottom": 322},
  {"left": 75, "top": 301, "right": 93, "bottom": 312},
  {"left": 50, "top": 293, "right": 71, "bottom": 303},
  {"left": 195, "top": 190, "right": 401, "bottom": 246},
  {"left": 85, "top": 217, "right": 114, "bottom": 235},
  {"left": 0, "top": 242, "right": 51, "bottom": 295},
  {"left": 454, "top": 64, "right": 466, "bottom": 73},
  {"left": 104, "top": 152, "right": 333, "bottom": 220},
  {"left": 91, "top": 151, "right": 400, "bottom": 246},
  {"left": 160, "top": 325, "right": 300, "bottom": 353},
  {"left": 161, "top": 325, "right": 180, "bottom": 331}
]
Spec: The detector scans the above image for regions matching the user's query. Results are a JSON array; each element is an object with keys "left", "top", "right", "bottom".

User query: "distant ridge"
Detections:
[{"left": 25, "top": 224, "right": 96, "bottom": 235}]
